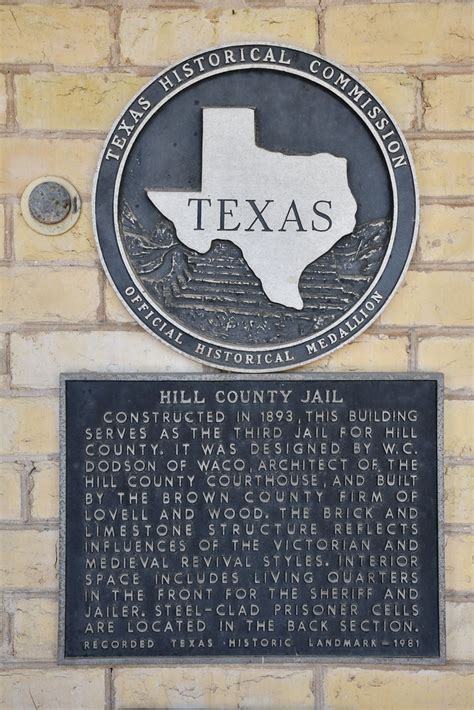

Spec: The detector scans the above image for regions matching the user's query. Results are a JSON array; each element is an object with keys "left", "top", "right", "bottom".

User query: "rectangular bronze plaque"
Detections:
[{"left": 59, "top": 373, "right": 444, "bottom": 663}]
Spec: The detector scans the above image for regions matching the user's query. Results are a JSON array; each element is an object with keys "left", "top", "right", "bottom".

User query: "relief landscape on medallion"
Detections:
[
  {"left": 119, "top": 106, "right": 392, "bottom": 345},
  {"left": 120, "top": 201, "right": 390, "bottom": 346}
]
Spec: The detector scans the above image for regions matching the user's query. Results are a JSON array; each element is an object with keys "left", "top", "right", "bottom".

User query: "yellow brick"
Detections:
[
  {"left": 0, "top": 266, "right": 100, "bottom": 323},
  {"left": 360, "top": 73, "right": 417, "bottom": 131},
  {"left": 418, "top": 205, "right": 474, "bottom": 263},
  {"left": 325, "top": 4, "right": 473, "bottom": 66},
  {"left": 445, "top": 466, "right": 474, "bottom": 526},
  {"left": 0, "top": 136, "right": 102, "bottom": 196},
  {"left": 0, "top": 463, "right": 22, "bottom": 521},
  {"left": 105, "top": 281, "right": 134, "bottom": 323},
  {"left": 121, "top": 9, "right": 216, "bottom": 64},
  {"left": 10, "top": 330, "right": 201, "bottom": 390},
  {"left": 411, "top": 139, "right": 473, "bottom": 197},
  {"left": 446, "top": 534, "right": 474, "bottom": 594},
  {"left": 302, "top": 334, "right": 408, "bottom": 372},
  {"left": 424, "top": 75, "right": 474, "bottom": 131},
  {"left": 0, "top": 203, "right": 5, "bottom": 261},
  {"left": 0, "top": 669, "right": 105, "bottom": 710},
  {"left": 14, "top": 204, "right": 96, "bottom": 263},
  {"left": 30, "top": 462, "right": 58, "bottom": 520},
  {"left": 0, "top": 530, "right": 57, "bottom": 589},
  {"left": 16, "top": 73, "right": 149, "bottom": 132},
  {"left": 324, "top": 668, "right": 474, "bottom": 710},
  {"left": 0, "top": 74, "right": 6, "bottom": 126},
  {"left": 13, "top": 597, "right": 57, "bottom": 660},
  {"left": 0, "top": 5, "right": 110, "bottom": 66},
  {"left": 215, "top": 9, "right": 317, "bottom": 50},
  {"left": 418, "top": 337, "right": 473, "bottom": 391},
  {"left": 120, "top": 9, "right": 317, "bottom": 64},
  {"left": 446, "top": 602, "right": 474, "bottom": 662},
  {"left": 445, "top": 400, "right": 474, "bottom": 458},
  {"left": 379, "top": 271, "right": 473, "bottom": 327},
  {"left": 114, "top": 667, "right": 315, "bottom": 709},
  {"left": 0, "top": 397, "right": 57, "bottom": 455}
]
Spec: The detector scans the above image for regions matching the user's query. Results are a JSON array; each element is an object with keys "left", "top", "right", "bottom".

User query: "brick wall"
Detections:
[{"left": 0, "top": 1, "right": 472, "bottom": 708}]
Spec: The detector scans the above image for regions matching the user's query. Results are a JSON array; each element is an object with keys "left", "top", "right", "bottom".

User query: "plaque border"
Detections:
[{"left": 59, "top": 372, "right": 445, "bottom": 666}]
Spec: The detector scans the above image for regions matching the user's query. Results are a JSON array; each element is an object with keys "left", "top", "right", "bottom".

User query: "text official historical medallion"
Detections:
[{"left": 94, "top": 44, "right": 418, "bottom": 371}]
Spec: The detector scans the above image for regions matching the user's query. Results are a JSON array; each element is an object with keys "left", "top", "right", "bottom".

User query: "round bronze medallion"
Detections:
[{"left": 94, "top": 44, "right": 418, "bottom": 372}]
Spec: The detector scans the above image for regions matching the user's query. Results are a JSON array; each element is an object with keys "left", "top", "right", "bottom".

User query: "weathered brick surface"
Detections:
[
  {"left": 417, "top": 337, "right": 473, "bottom": 391},
  {"left": 0, "top": 137, "right": 102, "bottom": 196},
  {"left": 411, "top": 139, "right": 474, "bottom": 198},
  {"left": 446, "top": 602, "right": 474, "bottom": 662},
  {"left": 379, "top": 271, "right": 473, "bottom": 327},
  {"left": 121, "top": 9, "right": 317, "bottom": 64},
  {"left": 418, "top": 205, "right": 473, "bottom": 263},
  {"left": 114, "top": 667, "right": 315, "bottom": 709},
  {"left": 105, "top": 281, "right": 134, "bottom": 323},
  {"left": 0, "top": 6, "right": 111, "bottom": 66},
  {"left": 445, "top": 400, "right": 474, "bottom": 458},
  {"left": 0, "top": 530, "right": 57, "bottom": 589},
  {"left": 325, "top": 4, "right": 473, "bottom": 66},
  {"left": 445, "top": 534, "right": 474, "bottom": 594},
  {"left": 0, "top": 463, "right": 22, "bottom": 521},
  {"left": 0, "top": 669, "right": 106, "bottom": 710},
  {"left": 16, "top": 73, "right": 149, "bottom": 132},
  {"left": 29, "top": 461, "right": 59, "bottom": 520},
  {"left": 360, "top": 72, "right": 417, "bottom": 131},
  {"left": 0, "top": 397, "right": 57, "bottom": 455},
  {"left": 324, "top": 668, "right": 474, "bottom": 710},
  {"left": 445, "top": 466, "right": 474, "bottom": 526},
  {"left": 10, "top": 330, "right": 201, "bottom": 390},
  {"left": 12, "top": 596, "right": 57, "bottom": 660},
  {"left": 0, "top": 266, "right": 100, "bottom": 323},
  {"left": 300, "top": 334, "right": 409, "bottom": 372},
  {"left": 14, "top": 204, "right": 96, "bottom": 263},
  {"left": 424, "top": 75, "right": 474, "bottom": 131}
]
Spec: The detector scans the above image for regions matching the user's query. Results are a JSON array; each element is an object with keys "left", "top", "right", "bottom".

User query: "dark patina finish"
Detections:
[
  {"left": 59, "top": 374, "right": 443, "bottom": 663},
  {"left": 93, "top": 44, "right": 418, "bottom": 372}
]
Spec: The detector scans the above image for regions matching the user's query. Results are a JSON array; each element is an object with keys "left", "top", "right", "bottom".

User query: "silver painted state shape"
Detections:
[{"left": 147, "top": 108, "right": 357, "bottom": 310}]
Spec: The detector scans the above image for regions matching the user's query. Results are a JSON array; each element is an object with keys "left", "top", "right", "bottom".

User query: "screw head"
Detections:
[
  {"left": 28, "top": 181, "right": 72, "bottom": 225},
  {"left": 21, "top": 177, "right": 81, "bottom": 236}
]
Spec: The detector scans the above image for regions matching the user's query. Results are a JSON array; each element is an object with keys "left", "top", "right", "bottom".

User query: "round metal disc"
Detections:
[
  {"left": 28, "top": 181, "right": 72, "bottom": 225},
  {"left": 94, "top": 44, "right": 418, "bottom": 372}
]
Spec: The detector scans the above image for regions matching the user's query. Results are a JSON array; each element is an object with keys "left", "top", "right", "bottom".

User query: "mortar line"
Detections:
[
  {"left": 5, "top": 70, "right": 17, "bottom": 132},
  {"left": 109, "top": 4, "right": 122, "bottom": 67},
  {"left": 317, "top": 0, "right": 327, "bottom": 57},
  {"left": 314, "top": 664, "right": 325, "bottom": 710},
  {"left": 4, "top": 199, "right": 14, "bottom": 261},
  {"left": 20, "top": 460, "right": 31, "bottom": 525},
  {"left": 1, "top": 128, "right": 473, "bottom": 140},
  {"left": 408, "top": 330, "right": 418, "bottom": 371},
  {"left": 414, "top": 74, "right": 424, "bottom": 131},
  {"left": 97, "top": 268, "right": 107, "bottom": 322},
  {"left": 1, "top": 60, "right": 473, "bottom": 74},
  {"left": 0, "top": 522, "right": 59, "bottom": 531},
  {"left": 105, "top": 667, "right": 114, "bottom": 710}
]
